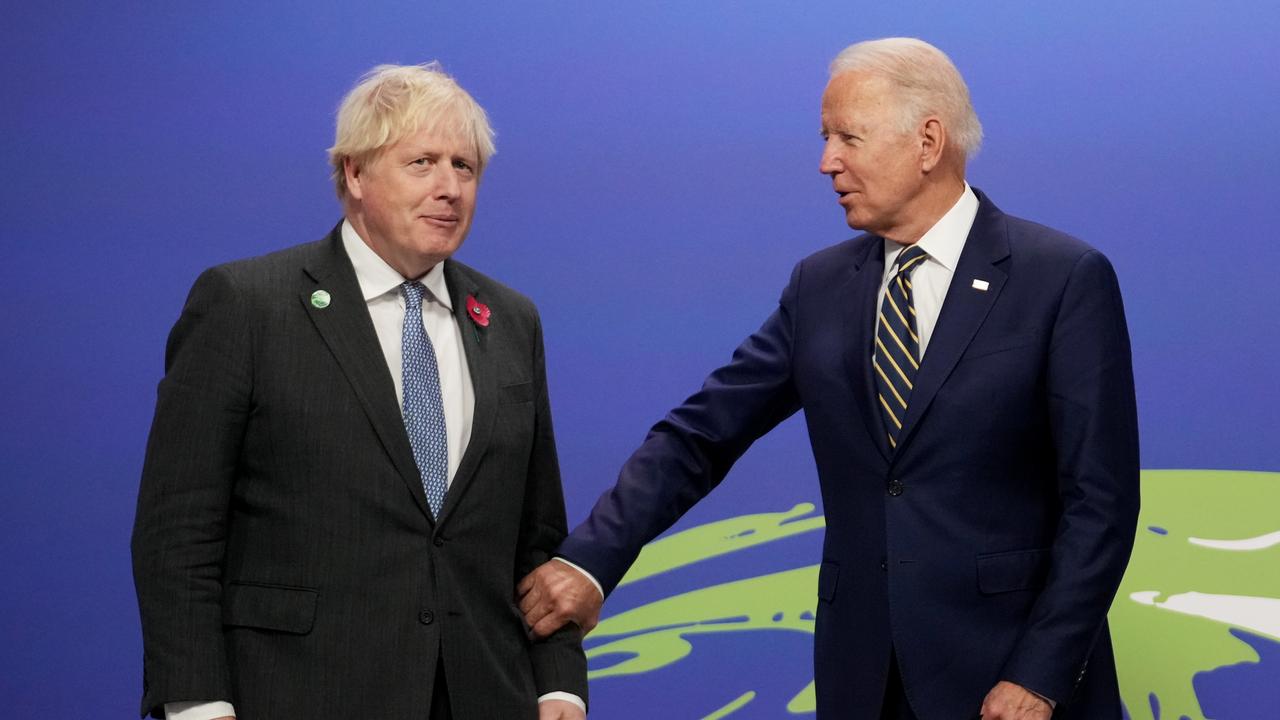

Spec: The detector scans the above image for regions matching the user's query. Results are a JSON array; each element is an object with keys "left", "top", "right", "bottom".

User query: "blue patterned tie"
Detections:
[
  {"left": 873, "top": 245, "right": 929, "bottom": 451},
  {"left": 400, "top": 281, "right": 449, "bottom": 518}
]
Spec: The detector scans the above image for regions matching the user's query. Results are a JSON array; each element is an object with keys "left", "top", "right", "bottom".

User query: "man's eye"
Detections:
[
  {"left": 411, "top": 157, "right": 431, "bottom": 166},
  {"left": 452, "top": 159, "right": 474, "bottom": 172}
]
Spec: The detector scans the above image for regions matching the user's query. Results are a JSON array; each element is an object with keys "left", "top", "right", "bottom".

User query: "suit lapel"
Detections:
[
  {"left": 893, "top": 192, "right": 1011, "bottom": 456},
  {"left": 840, "top": 238, "right": 893, "bottom": 462},
  {"left": 300, "top": 225, "right": 435, "bottom": 521},
  {"left": 434, "top": 260, "right": 495, "bottom": 528}
]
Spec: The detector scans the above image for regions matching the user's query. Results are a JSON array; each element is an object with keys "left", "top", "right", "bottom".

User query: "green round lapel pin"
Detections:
[{"left": 311, "top": 290, "right": 331, "bottom": 309}]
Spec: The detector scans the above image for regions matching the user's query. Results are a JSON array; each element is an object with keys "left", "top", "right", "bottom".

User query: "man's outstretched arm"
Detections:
[{"left": 520, "top": 264, "right": 806, "bottom": 636}]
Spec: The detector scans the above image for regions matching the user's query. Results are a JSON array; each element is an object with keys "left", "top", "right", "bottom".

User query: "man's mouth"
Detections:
[{"left": 421, "top": 214, "right": 459, "bottom": 227}]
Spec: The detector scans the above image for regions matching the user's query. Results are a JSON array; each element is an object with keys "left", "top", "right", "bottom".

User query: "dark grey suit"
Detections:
[{"left": 132, "top": 224, "right": 586, "bottom": 718}]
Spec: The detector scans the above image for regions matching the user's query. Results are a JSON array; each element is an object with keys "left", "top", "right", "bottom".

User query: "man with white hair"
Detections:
[
  {"left": 133, "top": 63, "right": 587, "bottom": 719},
  {"left": 519, "top": 38, "right": 1138, "bottom": 719}
]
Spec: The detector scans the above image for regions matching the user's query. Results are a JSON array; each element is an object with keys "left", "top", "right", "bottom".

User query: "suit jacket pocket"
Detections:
[
  {"left": 977, "top": 548, "right": 1050, "bottom": 594},
  {"left": 222, "top": 581, "right": 318, "bottom": 634},
  {"left": 817, "top": 561, "right": 840, "bottom": 603},
  {"left": 962, "top": 330, "right": 1040, "bottom": 362},
  {"left": 498, "top": 381, "right": 534, "bottom": 404}
]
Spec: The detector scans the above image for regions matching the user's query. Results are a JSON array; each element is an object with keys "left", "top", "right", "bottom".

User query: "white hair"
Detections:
[
  {"left": 328, "top": 62, "right": 496, "bottom": 198},
  {"left": 830, "top": 38, "right": 983, "bottom": 159}
]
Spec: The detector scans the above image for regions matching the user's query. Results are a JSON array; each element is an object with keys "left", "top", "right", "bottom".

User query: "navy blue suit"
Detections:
[{"left": 558, "top": 190, "right": 1139, "bottom": 719}]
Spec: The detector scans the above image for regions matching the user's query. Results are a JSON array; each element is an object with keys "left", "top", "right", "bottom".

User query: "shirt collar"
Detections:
[
  {"left": 341, "top": 219, "right": 453, "bottom": 310},
  {"left": 883, "top": 182, "right": 979, "bottom": 273}
]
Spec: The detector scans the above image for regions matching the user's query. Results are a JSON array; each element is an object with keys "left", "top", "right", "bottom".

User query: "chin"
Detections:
[
  {"left": 845, "top": 213, "right": 870, "bottom": 231},
  {"left": 414, "top": 235, "right": 463, "bottom": 256}
]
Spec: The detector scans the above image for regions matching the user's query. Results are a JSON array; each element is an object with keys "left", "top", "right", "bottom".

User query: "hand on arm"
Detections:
[
  {"left": 518, "top": 559, "right": 603, "bottom": 639},
  {"left": 979, "top": 681, "right": 1052, "bottom": 719}
]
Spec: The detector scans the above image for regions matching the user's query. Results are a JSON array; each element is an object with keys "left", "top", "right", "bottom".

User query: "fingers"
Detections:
[
  {"left": 524, "top": 598, "right": 554, "bottom": 633},
  {"left": 517, "top": 560, "right": 605, "bottom": 638},
  {"left": 979, "top": 681, "right": 1051, "bottom": 720},
  {"left": 532, "top": 613, "right": 570, "bottom": 640},
  {"left": 516, "top": 564, "right": 565, "bottom": 637},
  {"left": 527, "top": 592, "right": 578, "bottom": 639},
  {"left": 517, "top": 571, "right": 535, "bottom": 596},
  {"left": 518, "top": 582, "right": 541, "bottom": 615}
]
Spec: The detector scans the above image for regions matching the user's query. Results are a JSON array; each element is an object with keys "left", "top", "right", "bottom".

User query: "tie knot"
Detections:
[
  {"left": 401, "top": 280, "right": 426, "bottom": 309},
  {"left": 895, "top": 245, "right": 928, "bottom": 276}
]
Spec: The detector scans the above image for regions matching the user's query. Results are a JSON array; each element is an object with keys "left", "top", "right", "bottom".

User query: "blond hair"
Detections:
[{"left": 328, "top": 62, "right": 496, "bottom": 198}]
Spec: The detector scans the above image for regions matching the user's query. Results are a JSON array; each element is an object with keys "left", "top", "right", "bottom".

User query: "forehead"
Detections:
[
  {"left": 821, "top": 71, "right": 896, "bottom": 126},
  {"left": 386, "top": 120, "right": 477, "bottom": 158}
]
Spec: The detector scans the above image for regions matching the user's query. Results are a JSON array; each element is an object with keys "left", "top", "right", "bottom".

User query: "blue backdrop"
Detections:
[{"left": 2, "top": 2, "right": 1277, "bottom": 717}]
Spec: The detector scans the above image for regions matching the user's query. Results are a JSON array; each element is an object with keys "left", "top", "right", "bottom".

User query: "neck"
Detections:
[
  {"left": 883, "top": 174, "right": 967, "bottom": 245},
  {"left": 343, "top": 208, "right": 436, "bottom": 280}
]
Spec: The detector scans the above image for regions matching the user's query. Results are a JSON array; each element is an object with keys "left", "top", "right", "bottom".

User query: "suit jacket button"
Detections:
[
  {"left": 887, "top": 480, "right": 904, "bottom": 496},
  {"left": 433, "top": 537, "right": 445, "bottom": 547},
  {"left": 419, "top": 610, "right": 435, "bottom": 625}
]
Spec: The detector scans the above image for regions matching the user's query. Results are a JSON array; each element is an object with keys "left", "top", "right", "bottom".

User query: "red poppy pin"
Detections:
[{"left": 466, "top": 295, "right": 491, "bottom": 328}]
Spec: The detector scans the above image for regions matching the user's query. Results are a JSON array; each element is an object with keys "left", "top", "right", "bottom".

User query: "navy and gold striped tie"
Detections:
[{"left": 874, "top": 244, "right": 929, "bottom": 451}]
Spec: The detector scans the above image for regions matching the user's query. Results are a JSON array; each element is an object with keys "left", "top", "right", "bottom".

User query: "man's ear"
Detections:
[
  {"left": 919, "top": 117, "right": 947, "bottom": 172},
  {"left": 344, "top": 157, "right": 365, "bottom": 201}
]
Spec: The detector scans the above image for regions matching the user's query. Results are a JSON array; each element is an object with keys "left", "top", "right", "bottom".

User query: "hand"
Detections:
[
  {"left": 517, "top": 559, "right": 602, "bottom": 639},
  {"left": 979, "top": 680, "right": 1052, "bottom": 719},
  {"left": 538, "top": 698, "right": 586, "bottom": 720}
]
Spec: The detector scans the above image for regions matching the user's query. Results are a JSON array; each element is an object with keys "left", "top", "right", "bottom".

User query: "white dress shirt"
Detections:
[
  {"left": 167, "top": 220, "right": 582, "bottom": 718},
  {"left": 342, "top": 219, "right": 474, "bottom": 484},
  {"left": 875, "top": 183, "right": 979, "bottom": 360}
]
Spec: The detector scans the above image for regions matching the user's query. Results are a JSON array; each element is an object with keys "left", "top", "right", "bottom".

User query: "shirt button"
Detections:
[
  {"left": 419, "top": 610, "right": 435, "bottom": 625},
  {"left": 887, "top": 480, "right": 904, "bottom": 496}
]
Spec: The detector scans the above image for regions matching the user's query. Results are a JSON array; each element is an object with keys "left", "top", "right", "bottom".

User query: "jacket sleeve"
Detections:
[
  {"left": 131, "top": 266, "right": 252, "bottom": 717},
  {"left": 1000, "top": 249, "right": 1141, "bottom": 705},
  {"left": 516, "top": 309, "right": 590, "bottom": 702},
  {"left": 557, "top": 263, "right": 805, "bottom": 596}
]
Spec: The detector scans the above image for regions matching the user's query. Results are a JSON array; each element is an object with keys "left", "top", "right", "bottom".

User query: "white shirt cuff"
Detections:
[
  {"left": 1029, "top": 689, "right": 1057, "bottom": 709},
  {"left": 538, "top": 691, "right": 587, "bottom": 713},
  {"left": 164, "top": 701, "right": 236, "bottom": 720},
  {"left": 552, "top": 557, "right": 605, "bottom": 600}
]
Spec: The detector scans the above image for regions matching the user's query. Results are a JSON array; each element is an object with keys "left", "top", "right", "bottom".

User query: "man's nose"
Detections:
[
  {"left": 818, "top": 142, "right": 842, "bottom": 176},
  {"left": 434, "top": 166, "right": 461, "bottom": 200}
]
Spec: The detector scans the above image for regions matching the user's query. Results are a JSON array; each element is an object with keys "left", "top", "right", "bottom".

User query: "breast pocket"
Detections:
[
  {"left": 961, "top": 330, "right": 1041, "bottom": 362},
  {"left": 222, "top": 581, "right": 318, "bottom": 634}
]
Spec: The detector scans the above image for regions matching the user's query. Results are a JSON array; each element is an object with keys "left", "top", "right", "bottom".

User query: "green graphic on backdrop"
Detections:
[
  {"left": 586, "top": 470, "right": 1280, "bottom": 719},
  {"left": 1112, "top": 470, "right": 1280, "bottom": 720}
]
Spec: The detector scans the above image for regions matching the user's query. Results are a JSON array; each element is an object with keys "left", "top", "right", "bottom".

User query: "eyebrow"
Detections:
[{"left": 402, "top": 148, "right": 478, "bottom": 165}]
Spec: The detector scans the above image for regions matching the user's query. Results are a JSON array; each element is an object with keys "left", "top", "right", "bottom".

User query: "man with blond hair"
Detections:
[
  {"left": 133, "top": 63, "right": 586, "bottom": 719},
  {"left": 520, "top": 38, "right": 1138, "bottom": 719}
]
